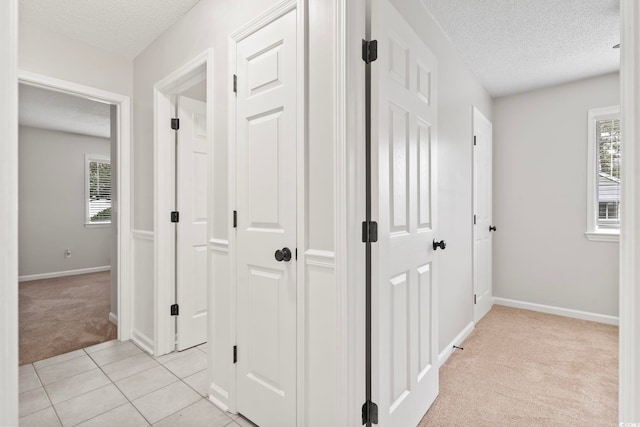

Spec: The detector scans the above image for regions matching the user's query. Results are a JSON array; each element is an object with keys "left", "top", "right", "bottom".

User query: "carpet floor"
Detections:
[
  {"left": 19, "top": 271, "right": 116, "bottom": 365},
  {"left": 418, "top": 305, "right": 618, "bottom": 427}
]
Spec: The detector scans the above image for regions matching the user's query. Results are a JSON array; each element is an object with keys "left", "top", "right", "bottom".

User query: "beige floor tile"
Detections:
[
  {"left": 89, "top": 341, "right": 143, "bottom": 366},
  {"left": 55, "top": 384, "right": 127, "bottom": 426},
  {"left": 45, "top": 368, "right": 110, "bottom": 404},
  {"left": 33, "top": 349, "right": 85, "bottom": 370},
  {"left": 19, "top": 364, "right": 41, "bottom": 393},
  {"left": 154, "top": 347, "right": 200, "bottom": 365},
  {"left": 183, "top": 370, "right": 208, "bottom": 397},
  {"left": 19, "top": 407, "right": 61, "bottom": 427},
  {"left": 162, "top": 350, "right": 206, "bottom": 379},
  {"left": 132, "top": 381, "right": 200, "bottom": 424},
  {"left": 154, "top": 399, "right": 231, "bottom": 427},
  {"left": 35, "top": 355, "right": 97, "bottom": 385},
  {"left": 115, "top": 365, "right": 178, "bottom": 401},
  {"left": 101, "top": 352, "right": 158, "bottom": 382},
  {"left": 84, "top": 340, "right": 120, "bottom": 354},
  {"left": 76, "top": 403, "right": 149, "bottom": 427},
  {"left": 19, "top": 387, "right": 51, "bottom": 418}
]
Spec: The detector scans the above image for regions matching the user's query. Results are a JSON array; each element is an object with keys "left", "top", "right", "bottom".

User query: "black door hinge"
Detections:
[
  {"left": 233, "top": 74, "right": 237, "bottom": 94},
  {"left": 233, "top": 210, "right": 237, "bottom": 228},
  {"left": 170, "top": 304, "right": 179, "bottom": 316},
  {"left": 473, "top": 135, "right": 477, "bottom": 146},
  {"left": 362, "top": 400, "right": 378, "bottom": 425},
  {"left": 362, "top": 221, "right": 378, "bottom": 243},
  {"left": 474, "top": 214, "right": 476, "bottom": 225},
  {"left": 474, "top": 294, "right": 477, "bottom": 305},
  {"left": 233, "top": 345, "right": 237, "bottom": 364},
  {"left": 362, "top": 39, "right": 378, "bottom": 64},
  {"left": 171, "top": 118, "right": 180, "bottom": 130},
  {"left": 171, "top": 211, "right": 179, "bottom": 223}
]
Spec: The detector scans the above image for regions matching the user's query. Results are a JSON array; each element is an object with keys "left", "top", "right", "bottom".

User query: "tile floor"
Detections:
[{"left": 19, "top": 340, "right": 257, "bottom": 427}]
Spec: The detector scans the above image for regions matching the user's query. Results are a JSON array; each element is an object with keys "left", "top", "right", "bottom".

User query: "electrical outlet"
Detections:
[{"left": 64, "top": 249, "right": 71, "bottom": 259}]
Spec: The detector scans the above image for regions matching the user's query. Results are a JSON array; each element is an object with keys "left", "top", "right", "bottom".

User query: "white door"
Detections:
[
  {"left": 473, "top": 107, "right": 493, "bottom": 323},
  {"left": 234, "top": 9, "right": 297, "bottom": 427},
  {"left": 176, "top": 95, "right": 208, "bottom": 351},
  {"left": 371, "top": 0, "right": 440, "bottom": 425}
]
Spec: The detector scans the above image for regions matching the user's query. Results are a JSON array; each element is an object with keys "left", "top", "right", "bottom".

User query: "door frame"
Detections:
[
  {"left": 619, "top": 0, "right": 640, "bottom": 420},
  {"left": 17, "top": 70, "right": 133, "bottom": 342},
  {"left": 153, "top": 49, "right": 214, "bottom": 356},
  {"left": 471, "top": 106, "right": 493, "bottom": 323},
  {"left": 227, "top": 0, "right": 306, "bottom": 422}
]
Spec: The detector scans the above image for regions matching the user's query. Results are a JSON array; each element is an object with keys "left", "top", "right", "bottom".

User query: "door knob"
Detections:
[
  {"left": 489, "top": 225, "right": 497, "bottom": 232},
  {"left": 274, "top": 247, "right": 292, "bottom": 262},
  {"left": 433, "top": 239, "right": 446, "bottom": 251}
]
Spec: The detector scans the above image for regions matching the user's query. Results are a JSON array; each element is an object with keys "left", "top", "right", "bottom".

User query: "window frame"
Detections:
[
  {"left": 85, "top": 154, "right": 112, "bottom": 228},
  {"left": 586, "top": 105, "right": 620, "bottom": 242}
]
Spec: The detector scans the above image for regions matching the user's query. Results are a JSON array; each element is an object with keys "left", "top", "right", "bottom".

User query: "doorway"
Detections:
[
  {"left": 16, "top": 71, "right": 132, "bottom": 363},
  {"left": 154, "top": 51, "right": 213, "bottom": 357},
  {"left": 472, "top": 106, "right": 493, "bottom": 323}
]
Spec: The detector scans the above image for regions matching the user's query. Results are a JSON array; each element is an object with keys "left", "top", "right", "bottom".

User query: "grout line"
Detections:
[{"left": 29, "top": 362, "right": 64, "bottom": 426}]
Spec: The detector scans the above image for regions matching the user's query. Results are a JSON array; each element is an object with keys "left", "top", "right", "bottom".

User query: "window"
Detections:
[
  {"left": 586, "top": 106, "right": 620, "bottom": 242},
  {"left": 85, "top": 155, "right": 111, "bottom": 226}
]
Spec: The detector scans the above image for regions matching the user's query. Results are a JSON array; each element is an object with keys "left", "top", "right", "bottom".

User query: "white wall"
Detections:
[
  {"left": 18, "top": 126, "right": 111, "bottom": 277},
  {"left": 133, "top": 0, "right": 338, "bottom": 423},
  {"left": 493, "top": 73, "right": 620, "bottom": 317},
  {"left": 390, "top": 0, "right": 493, "bottom": 353},
  {"left": 19, "top": 22, "right": 133, "bottom": 96}
]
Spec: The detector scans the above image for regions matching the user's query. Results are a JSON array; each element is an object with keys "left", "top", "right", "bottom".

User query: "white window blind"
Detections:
[
  {"left": 596, "top": 117, "right": 621, "bottom": 228},
  {"left": 86, "top": 156, "right": 111, "bottom": 223}
]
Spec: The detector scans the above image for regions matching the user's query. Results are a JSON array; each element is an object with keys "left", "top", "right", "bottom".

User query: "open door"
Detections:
[
  {"left": 473, "top": 107, "right": 493, "bottom": 322},
  {"left": 176, "top": 95, "right": 208, "bottom": 351},
  {"left": 369, "top": 0, "right": 439, "bottom": 425}
]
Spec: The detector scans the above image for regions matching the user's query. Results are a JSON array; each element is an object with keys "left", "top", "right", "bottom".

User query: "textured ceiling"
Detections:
[
  {"left": 19, "top": 84, "right": 111, "bottom": 139},
  {"left": 420, "top": 0, "right": 620, "bottom": 97},
  {"left": 19, "top": 0, "right": 201, "bottom": 59}
]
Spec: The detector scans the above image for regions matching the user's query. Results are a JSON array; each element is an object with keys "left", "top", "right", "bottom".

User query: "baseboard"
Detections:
[
  {"left": 209, "top": 384, "right": 229, "bottom": 412},
  {"left": 109, "top": 312, "right": 118, "bottom": 326},
  {"left": 493, "top": 297, "right": 619, "bottom": 326},
  {"left": 19, "top": 266, "right": 111, "bottom": 282},
  {"left": 130, "top": 329, "right": 154, "bottom": 355},
  {"left": 438, "top": 321, "right": 475, "bottom": 367}
]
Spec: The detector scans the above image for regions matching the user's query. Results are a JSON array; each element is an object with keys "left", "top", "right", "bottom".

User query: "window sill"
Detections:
[
  {"left": 585, "top": 230, "right": 619, "bottom": 242},
  {"left": 85, "top": 222, "right": 111, "bottom": 229}
]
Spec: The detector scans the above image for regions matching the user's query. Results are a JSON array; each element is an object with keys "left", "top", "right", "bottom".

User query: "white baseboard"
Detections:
[
  {"left": 109, "top": 312, "right": 118, "bottom": 326},
  {"left": 438, "top": 321, "right": 475, "bottom": 367},
  {"left": 493, "top": 297, "right": 619, "bottom": 326},
  {"left": 130, "top": 329, "right": 154, "bottom": 354},
  {"left": 19, "top": 266, "right": 111, "bottom": 282}
]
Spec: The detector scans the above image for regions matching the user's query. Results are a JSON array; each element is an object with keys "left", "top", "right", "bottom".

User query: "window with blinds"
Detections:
[
  {"left": 86, "top": 156, "right": 111, "bottom": 224},
  {"left": 586, "top": 105, "right": 621, "bottom": 241},
  {"left": 596, "top": 117, "right": 621, "bottom": 228}
]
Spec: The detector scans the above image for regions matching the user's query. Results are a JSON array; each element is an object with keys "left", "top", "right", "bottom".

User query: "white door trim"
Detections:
[
  {"left": 17, "top": 70, "right": 133, "bottom": 344},
  {"left": 343, "top": 0, "right": 367, "bottom": 425},
  {"left": 619, "top": 0, "right": 640, "bottom": 421},
  {"left": 227, "top": 0, "right": 305, "bottom": 421},
  {"left": 0, "top": 1, "right": 18, "bottom": 424},
  {"left": 153, "top": 49, "right": 214, "bottom": 356}
]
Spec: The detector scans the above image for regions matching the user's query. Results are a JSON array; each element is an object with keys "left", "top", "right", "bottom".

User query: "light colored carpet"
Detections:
[
  {"left": 418, "top": 305, "right": 618, "bottom": 427},
  {"left": 19, "top": 271, "right": 116, "bottom": 365}
]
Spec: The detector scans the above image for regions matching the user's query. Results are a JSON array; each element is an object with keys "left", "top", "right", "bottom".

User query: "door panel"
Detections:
[
  {"left": 371, "top": 0, "right": 439, "bottom": 425},
  {"left": 235, "top": 9, "right": 297, "bottom": 427},
  {"left": 176, "top": 95, "right": 208, "bottom": 351},
  {"left": 473, "top": 107, "right": 493, "bottom": 322}
]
